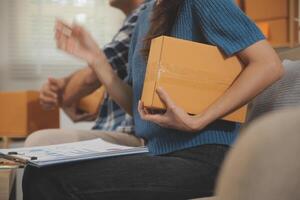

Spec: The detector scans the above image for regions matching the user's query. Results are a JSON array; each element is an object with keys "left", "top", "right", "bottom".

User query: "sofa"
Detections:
[{"left": 196, "top": 59, "right": 300, "bottom": 200}]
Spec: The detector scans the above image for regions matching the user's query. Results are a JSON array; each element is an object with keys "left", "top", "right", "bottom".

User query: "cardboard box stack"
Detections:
[
  {"left": 235, "top": 0, "right": 298, "bottom": 47},
  {"left": 0, "top": 91, "right": 59, "bottom": 137},
  {"left": 141, "top": 36, "right": 247, "bottom": 123}
]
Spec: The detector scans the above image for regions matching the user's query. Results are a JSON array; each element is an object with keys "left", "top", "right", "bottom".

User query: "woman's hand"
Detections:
[
  {"left": 138, "top": 87, "right": 208, "bottom": 132},
  {"left": 55, "top": 20, "right": 104, "bottom": 64}
]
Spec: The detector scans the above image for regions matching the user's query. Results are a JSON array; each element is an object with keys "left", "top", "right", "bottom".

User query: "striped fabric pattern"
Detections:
[{"left": 247, "top": 60, "right": 300, "bottom": 123}]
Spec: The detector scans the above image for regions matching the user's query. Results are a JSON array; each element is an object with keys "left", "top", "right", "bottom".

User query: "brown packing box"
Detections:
[
  {"left": 262, "top": 19, "right": 288, "bottom": 47},
  {"left": 0, "top": 91, "right": 59, "bottom": 137},
  {"left": 141, "top": 36, "right": 247, "bottom": 123},
  {"left": 78, "top": 86, "right": 106, "bottom": 114},
  {"left": 244, "top": 0, "right": 288, "bottom": 21},
  {"left": 256, "top": 22, "right": 270, "bottom": 39}
]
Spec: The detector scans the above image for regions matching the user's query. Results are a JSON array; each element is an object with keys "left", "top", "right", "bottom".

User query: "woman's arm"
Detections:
[
  {"left": 139, "top": 40, "right": 284, "bottom": 131},
  {"left": 196, "top": 40, "right": 284, "bottom": 125}
]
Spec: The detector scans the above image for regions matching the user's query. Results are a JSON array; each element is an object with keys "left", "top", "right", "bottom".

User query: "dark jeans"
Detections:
[{"left": 22, "top": 144, "right": 229, "bottom": 200}]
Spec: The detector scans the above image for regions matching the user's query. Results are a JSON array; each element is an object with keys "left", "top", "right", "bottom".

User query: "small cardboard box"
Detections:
[
  {"left": 0, "top": 91, "right": 59, "bottom": 137},
  {"left": 256, "top": 22, "right": 270, "bottom": 39},
  {"left": 244, "top": 0, "right": 288, "bottom": 21},
  {"left": 78, "top": 86, "right": 106, "bottom": 114},
  {"left": 141, "top": 36, "right": 247, "bottom": 123},
  {"left": 261, "top": 19, "right": 288, "bottom": 47}
]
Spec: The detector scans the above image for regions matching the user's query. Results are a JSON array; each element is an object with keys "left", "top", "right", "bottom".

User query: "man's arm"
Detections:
[
  {"left": 62, "top": 66, "right": 101, "bottom": 107},
  {"left": 56, "top": 5, "right": 141, "bottom": 113}
]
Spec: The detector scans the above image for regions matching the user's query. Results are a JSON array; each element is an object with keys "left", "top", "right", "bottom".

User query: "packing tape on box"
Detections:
[{"left": 156, "top": 64, "right": 238, "bottom": 87}]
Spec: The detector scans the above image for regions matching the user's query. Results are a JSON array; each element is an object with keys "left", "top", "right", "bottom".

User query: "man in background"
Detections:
[{"left": 25, "top": 0, "right": 147, "bottom": 147}]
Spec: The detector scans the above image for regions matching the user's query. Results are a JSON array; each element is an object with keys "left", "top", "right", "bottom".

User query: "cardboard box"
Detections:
[
  {"left": 0, "top": 91, "right": 59, "bottom": 137},
  {"left": 265, "top": 19, "right": 289, "bottom": 47},
  {"left": 78, "top": 86, "right": 106, "bottom": 114},
  {"left": 235, "top": 0, "right": 241, "bottom": 7},
  {"left": 141, "top": 36, "right": 247, "bottom": 123},
  {"left": 256, "top": 22, "right": 270, "bottom": 39},
  {"left": 236, "top": 0, "right": 291, "bottom": 47},
  {"left": 244, "top": 0, "right": 288, "bottom": 21}
]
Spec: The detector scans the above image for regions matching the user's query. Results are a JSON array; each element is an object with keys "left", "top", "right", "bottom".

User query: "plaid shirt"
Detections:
[{"left": 93, "top": 4, "right": 147, "bottom": 133}]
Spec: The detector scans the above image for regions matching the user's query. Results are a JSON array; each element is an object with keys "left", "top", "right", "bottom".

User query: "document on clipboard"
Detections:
[{"left": 0, "top": 139, "right": 148, "bottom": 168}]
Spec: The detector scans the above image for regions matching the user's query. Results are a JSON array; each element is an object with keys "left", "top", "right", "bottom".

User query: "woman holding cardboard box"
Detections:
[{"left": 23, "top": 0, "right": 283, "bottom": 199}]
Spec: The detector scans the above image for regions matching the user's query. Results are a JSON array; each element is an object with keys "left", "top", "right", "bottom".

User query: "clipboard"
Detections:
[{"left": 0, "top": 139, "right": 148, "bottom": 168}]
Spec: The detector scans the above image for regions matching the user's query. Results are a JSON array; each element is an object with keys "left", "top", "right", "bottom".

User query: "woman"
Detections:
[{"left": 23, "top": 0, "right": 283, "bottom": 199}]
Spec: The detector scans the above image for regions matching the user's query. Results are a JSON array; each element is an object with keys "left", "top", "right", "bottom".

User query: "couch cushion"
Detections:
[{"left": 247, "top": 60, "right": 300, "bottom": 123}]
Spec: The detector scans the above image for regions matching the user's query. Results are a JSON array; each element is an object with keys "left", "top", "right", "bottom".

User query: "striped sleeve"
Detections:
[{"left": 192, "top": 0, "right": 265, "bottom": 56}]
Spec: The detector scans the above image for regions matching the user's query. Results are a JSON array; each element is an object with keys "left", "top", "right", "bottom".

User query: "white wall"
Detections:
[
  {"left": 0, "top": 0, "right": 124, "bottom": 92},
  {"left": 0, "top": 1, "right": 9, "bottom": 91}
]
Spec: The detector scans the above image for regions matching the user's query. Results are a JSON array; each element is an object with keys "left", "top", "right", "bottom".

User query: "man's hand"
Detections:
[
  {"left": 62, "top": 105, "right": 97, "bottom": 123},
  {"left": 40, "top": 77, "right": 67, "bottom": 110},
  {"left": 55, "top": 20, "right": 104, "bottom": 65}
]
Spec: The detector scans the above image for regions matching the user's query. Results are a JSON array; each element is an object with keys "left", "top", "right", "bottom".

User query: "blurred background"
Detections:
[
  {"left": 0, "top": 0, "right": 125, "bottom": 131},
  {"left": 0, "top": 0, "right": 299, "bottom": 134},
  {"left": 0, "top": 0, "right": 299, "bottom": 136},
  {"left": 0, "top": 0, "right": 124, "bottom": 91},
  {"left": 1, "top": 0, "right": 300, "bottom": 92}
]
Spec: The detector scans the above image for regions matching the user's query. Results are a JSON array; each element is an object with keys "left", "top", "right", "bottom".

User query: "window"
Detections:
[{"left": 0, "top": 0, "right": 124, "bottom": 90}]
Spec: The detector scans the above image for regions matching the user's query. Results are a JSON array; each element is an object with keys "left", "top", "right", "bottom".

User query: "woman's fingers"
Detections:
[
  {"left": 156, "top": 87, "right": 176, "bottom": 110},
  {"left": 138, "top": 101, "right": 167, "bottom": 125},
  {"left": 138, "top": 101, "right": 146, "bottom": 118},
  {"left": 138, "top": 101, "right": 152, "bottom": 120}
]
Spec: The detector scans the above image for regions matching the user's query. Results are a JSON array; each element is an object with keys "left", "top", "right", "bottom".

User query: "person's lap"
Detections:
[
  {"left": 22, "top": 144, "right": 228, "bottom": 200},
  {"left": 25, "top": 129, "right": 144, "bottom": 147}
]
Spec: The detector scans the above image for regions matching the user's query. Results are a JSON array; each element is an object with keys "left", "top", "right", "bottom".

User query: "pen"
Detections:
[{"left": 7, "top": 152, "right": 38, "bottom": 161}]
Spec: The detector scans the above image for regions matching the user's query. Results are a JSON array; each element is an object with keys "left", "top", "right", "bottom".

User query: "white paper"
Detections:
[{"left": 0, "top": 139, "right": 148, "bottom": 167}]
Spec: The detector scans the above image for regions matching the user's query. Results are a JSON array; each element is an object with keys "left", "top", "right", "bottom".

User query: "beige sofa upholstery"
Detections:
[
  {"left": 196, "top": 61, "right": 300, "bottom": 200},
  {"left": 215, "top": 107, "right": 300, "bottom": 200}
]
